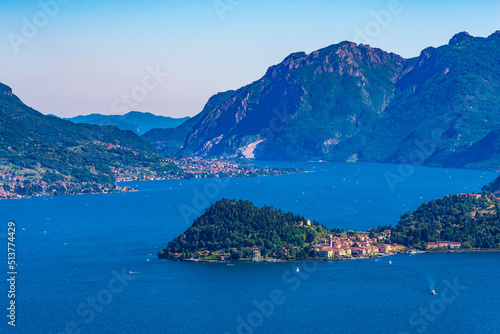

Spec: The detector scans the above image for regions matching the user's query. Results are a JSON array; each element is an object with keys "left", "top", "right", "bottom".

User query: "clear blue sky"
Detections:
[{"left": 1, "top": 0, "right": 499, "bottom": 118}]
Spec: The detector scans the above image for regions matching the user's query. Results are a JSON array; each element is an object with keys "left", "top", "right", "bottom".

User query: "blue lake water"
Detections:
[{"left": 1, "top": 162, "right": 499, "bottom": 333}]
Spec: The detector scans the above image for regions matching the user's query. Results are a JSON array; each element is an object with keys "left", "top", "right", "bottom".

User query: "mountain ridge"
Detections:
[
  {"left": 143, "top": 31, "right": 500, "bottom": 169},
  {"left": 65, "top": 111, "right": 189, "bottom": 135}
]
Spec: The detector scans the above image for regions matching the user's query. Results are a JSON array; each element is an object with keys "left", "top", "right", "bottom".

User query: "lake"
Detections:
[{"left": 1, "top": 162, "right": 499, "bottom": 333}]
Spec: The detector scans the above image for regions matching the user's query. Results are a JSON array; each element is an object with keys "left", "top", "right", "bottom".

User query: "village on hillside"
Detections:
[
  {"left": 158, "top": 195, "right": 484, "bottom": 263},
  {"left": 169, "top": 221, "right": 404, "bottom": 262},
  {"left": 168, "top": 217, "right": 466, "bottom": 263}
]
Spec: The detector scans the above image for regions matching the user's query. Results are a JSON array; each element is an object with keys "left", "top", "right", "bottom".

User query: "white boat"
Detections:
[
  {"left": 388, "top": 261, "right": 392, "bottom": 265},
  {"left": 430, "top": 290, "right": 436, "bottom": 295},
  {"left": 296, "top": 267, "right": 300, "bottom": 272}
]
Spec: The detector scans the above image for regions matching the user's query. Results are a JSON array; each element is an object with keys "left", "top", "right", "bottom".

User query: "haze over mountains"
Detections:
[
  {"left": 145, "top": 31, "right": 500, "bottom": 169},
  {"left": 65, "top": 112, "right": 189, "bottom": 136}
]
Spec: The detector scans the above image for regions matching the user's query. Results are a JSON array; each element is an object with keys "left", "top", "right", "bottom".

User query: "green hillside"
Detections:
[
  {"left": 0, "top": 83, "right": 182, "bottom": 197},
  {"left": 158, "top": 199, "right": 333, "bottom": 260},
  {"left": 390, "top": 193, "right": 500, "bottom": 249}
]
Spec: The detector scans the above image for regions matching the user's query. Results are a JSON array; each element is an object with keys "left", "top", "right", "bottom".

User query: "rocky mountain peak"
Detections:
[
  {"left": 449, "top": 31, "right": 472, "bottom": 46},
  {"left": 175, "top": 31, "right": 499, "bottom": 166}
]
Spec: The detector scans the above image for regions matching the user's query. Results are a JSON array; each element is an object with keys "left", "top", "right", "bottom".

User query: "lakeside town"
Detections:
[
  {"left": 166, "top": 218, "right": 464, "bottom": 263},
  {"left": 115, "top": 156, "right": 301, "bottom": 182},
  {"left": 0, "top": 156, "right": 303, "bottom": 199}
]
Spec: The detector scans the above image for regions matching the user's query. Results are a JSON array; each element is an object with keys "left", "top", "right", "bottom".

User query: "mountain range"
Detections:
[
  {"left": 144, "top": 31, "right": 500, "bottom": 169},
  {"left": 65, "top": 111, "right": 189, "bottom": 136},
  {"left": 2, "top": 30, "right": 500, "bottom": 198}
]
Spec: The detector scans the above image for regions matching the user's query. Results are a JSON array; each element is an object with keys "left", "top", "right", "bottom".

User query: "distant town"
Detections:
[
  {"left": 0, "top": 155, "right": 303, "bottom": 199},
  {"left": 115, "top": 156, "right": 302, "bottom": 182}
]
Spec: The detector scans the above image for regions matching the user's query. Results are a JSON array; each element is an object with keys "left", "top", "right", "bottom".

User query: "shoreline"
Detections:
[
  {"left": 161, "top": 249, "right": 500, "bottom": 263},
  {"left": 425, "top": 249, "right": 500, "bottom": 253},
  {"left": 0, "top": 167, "right": 305, "bottom": 200},
  {"left": 0, "top": 188, "right": 135, "bottom": 200},
  {"left": 161, "top": 253, "right": 398, "bottom": 263}
]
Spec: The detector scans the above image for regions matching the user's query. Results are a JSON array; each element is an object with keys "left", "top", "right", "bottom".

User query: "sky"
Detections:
[{"left": 0, "top": 0, "right": 499, "bottom": 118}]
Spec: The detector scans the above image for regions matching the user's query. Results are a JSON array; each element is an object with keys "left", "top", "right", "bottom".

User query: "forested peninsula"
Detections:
[{"left": 158, "top": 192, "right": 500, "bottom": 262}]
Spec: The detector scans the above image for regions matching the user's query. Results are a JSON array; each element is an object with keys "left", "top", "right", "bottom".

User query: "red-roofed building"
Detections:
[{"left": 426, "top": 242, "right": 438, "bottom": 249}]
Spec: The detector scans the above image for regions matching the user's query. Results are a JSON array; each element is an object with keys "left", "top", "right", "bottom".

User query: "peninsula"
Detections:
[
  {"left": 158, "top": 191, "right": 500, "bottom": 262},
  {"left": 158, "top": 199, "right": 404, "bottom": 262}
]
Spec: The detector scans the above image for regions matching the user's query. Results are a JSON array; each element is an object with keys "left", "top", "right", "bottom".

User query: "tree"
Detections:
[{"left": 306, "top": 232, "right": 315, "bottom": 243}]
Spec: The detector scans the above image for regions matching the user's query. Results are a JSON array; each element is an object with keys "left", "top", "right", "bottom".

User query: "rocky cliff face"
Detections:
[
  {"left": 177, "top": 31, "right": 500, "bottom": 168},
  {"left": 180, "top": 41, "right": 406, "bottom": 160},
  {"left": 142, "top": 90, "right": 237, "bottom": 154}
]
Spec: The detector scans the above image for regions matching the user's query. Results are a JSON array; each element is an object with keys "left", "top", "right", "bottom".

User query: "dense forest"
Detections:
[
  {"left": 159, "top": 199, "right": 333, "bottom": 260},
  {"left": 389, "top": 193, "right": 500, "bottom": 249}
]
